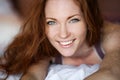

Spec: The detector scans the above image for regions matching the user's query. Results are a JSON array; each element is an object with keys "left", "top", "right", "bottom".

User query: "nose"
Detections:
[{"left": 58, "top": 24, "right": 70, "bottom": 38}]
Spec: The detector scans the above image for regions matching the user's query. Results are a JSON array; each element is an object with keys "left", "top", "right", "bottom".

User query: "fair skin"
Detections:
[
  {"left": 21, "top": 0, "right": 120, "bottom": 80},
  {"left": 45, "top": 0, "right": 101, "bottom": 66}
]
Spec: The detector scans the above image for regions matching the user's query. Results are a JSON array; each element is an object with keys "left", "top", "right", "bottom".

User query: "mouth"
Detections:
[{"left": 58, "top": 39, "right": 75, "bottom": 48}]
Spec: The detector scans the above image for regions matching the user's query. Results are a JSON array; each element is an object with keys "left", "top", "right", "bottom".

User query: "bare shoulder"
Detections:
[{"left": 101, "top": 21, "right": 120, "bottom": 53}]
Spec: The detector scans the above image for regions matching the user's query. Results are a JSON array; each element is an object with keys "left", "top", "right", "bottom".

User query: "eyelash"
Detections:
[
  {"left": 47, "top": 21, "right": 56, "bottom": 25},
  {"left": 69, "top": 18, "right": 80, "bottom": 23},
  {"left": 46, "top": 18, "right": 80, "bottom": 25}
]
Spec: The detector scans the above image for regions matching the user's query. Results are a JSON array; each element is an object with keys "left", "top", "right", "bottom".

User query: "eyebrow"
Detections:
[
  {"left": 67, "top": 14, "right": 81, "bottom": 20},
  {"left": 46, "top": 14, "right": 81, "bottom": 20},
  {"left": 46, "top": 17, "right": 57, "bottom": 21}
]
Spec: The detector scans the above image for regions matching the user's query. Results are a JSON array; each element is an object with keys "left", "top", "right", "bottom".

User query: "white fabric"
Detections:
[
  {"left": 0, "top": 0, "right": 21, "bottom": 55},
  {"left": 5, "top": 75, "right": 21, "bottom": 80},
  {"left": 0, "top": 64, "right": 99, "bottom": 80},
  {"left": 0, "top": 72, "right": 21, "bottom": 80},
  {"left": 45, "top": 64, "right": 99, "bottom": 80},
  {"left": 0, "top": 22, "right": 20, "bottom": 55}
]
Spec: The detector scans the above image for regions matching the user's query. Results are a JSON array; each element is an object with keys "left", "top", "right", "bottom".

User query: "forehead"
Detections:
[
  {"left": 45, "top": 0, "right": 81, "bottom": 16},
  {"left": 45, "top": 0, "right": 79, "bottom": 9}
]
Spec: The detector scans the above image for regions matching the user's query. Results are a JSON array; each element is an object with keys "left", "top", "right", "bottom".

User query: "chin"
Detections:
[{"left": 60, "top": 52, "right": 75, "bottom": 57}]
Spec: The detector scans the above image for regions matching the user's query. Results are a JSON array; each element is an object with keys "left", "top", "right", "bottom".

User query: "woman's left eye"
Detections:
[{"left": 69, "top": 18, "right": 80, "bottom": 23}]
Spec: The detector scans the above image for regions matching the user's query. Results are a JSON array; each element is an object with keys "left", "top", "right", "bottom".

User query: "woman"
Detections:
[{"left": 0, "top": 0, "right": 120, "bottom": 80}]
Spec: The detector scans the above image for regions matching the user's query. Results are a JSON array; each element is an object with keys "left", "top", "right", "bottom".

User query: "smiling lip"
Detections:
[{"left": 58, "top": 39, "right": 75, "bottom": 48}]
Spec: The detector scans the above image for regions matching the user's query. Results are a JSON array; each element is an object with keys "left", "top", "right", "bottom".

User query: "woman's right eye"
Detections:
[{"left": 47, "top": 21, "right": 56, "bottom": 25}]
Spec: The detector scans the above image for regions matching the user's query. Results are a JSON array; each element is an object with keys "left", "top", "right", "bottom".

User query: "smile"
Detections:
[{"left": 58, "top": 39, "right": 75, "bottom": 47}]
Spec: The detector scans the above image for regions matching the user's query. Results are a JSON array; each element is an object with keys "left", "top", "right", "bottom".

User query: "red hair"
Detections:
[{"left": 0, "top": 0, "right": 103, "bottom": 78}]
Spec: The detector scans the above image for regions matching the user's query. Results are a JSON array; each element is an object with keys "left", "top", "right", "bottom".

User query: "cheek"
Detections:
[
  {"left": 78, "top": 23, "right": 87, "bottom": 36},
  {"left": 71, "top": 24, "right": 87, "bottom": 36},
  {"left": 46, "top": 27, "right": 57, "bottom": 40},
  {"left": 76, "top": 30, "right": 87, "bottom": 41},
  {"left": 45, "top": 27, "right": 51, "bottom": 40},
  {"left": 75, "top": 26, "right": 87, "bottom": 41}
]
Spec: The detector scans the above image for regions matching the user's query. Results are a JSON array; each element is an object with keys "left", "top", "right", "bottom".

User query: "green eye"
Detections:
[
  {"left": 69, "top": 18, "right": 80, "bottom": 23},
  {"left": 47, "top": 21, "right": 56, "bottom": 25}
]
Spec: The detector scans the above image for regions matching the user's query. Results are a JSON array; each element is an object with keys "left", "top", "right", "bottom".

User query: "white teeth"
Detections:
[{"left": 59, "top": 40, "right": 73, "bottom": 45}]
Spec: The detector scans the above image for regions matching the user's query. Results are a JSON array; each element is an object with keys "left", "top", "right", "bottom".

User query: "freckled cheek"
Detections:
[
  {"left": 70, "top": 26, "right": 87, "bottom": 34},
  {"left": 72, "top": 27, "right": 87, "bottom": 40},
  {"left": 46, "top": 27, "right": 58, "bottom": 39},
  {"left": 69, "top": 22, "right": 87, "bottom": 32}
]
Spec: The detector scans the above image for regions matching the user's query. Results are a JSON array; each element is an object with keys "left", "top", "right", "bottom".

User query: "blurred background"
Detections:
[
  {"left": 0, "top": 0, "right": 120, "bottom": 55},
  {"left": 98, "top": 0, "right": 120, "bottom": 23}
]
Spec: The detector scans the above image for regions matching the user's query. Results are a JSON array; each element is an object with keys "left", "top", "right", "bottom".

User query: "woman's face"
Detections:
[{"left": 45, "top": 0, "right": 87, "bottom": 57}]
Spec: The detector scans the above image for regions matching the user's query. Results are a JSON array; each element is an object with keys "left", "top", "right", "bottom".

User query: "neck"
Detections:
[
  {"left": 62, "top": 46, "right": 101, "bottom": 66},
  {"left": 71, "top": 43, "right": 93, "bottom": 58}
]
